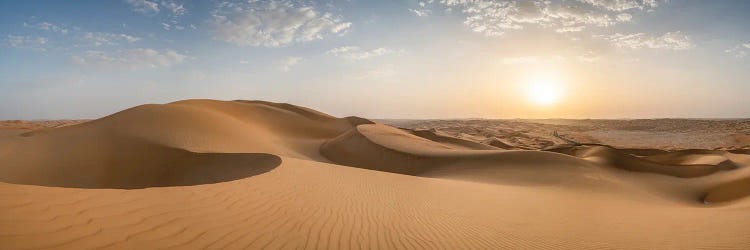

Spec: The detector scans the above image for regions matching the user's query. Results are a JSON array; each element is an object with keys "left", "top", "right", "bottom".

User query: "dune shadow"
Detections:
[
  {"left": 143, "top": 152, "right": 282, "bottom": 189},
  {"left": 0, "top": 147, "right": 282, "bottom": 189},
  {"left": 703, "top": 176, "right": 750, "bottom": 204}
]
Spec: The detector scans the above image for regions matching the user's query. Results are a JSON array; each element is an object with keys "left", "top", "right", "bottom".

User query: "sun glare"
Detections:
[{"left": 526, "top": 73, "right": 563, "bottom": 106}]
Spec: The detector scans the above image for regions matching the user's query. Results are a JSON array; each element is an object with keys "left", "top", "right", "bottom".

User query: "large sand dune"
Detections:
[{"left": 2, "top": 99, "right": 750, "bottom": 249}]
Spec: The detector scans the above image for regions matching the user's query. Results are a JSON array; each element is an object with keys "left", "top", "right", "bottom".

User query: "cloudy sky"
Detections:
[{"left": 1, "top": 0, "right": 749, "bottom": 119}]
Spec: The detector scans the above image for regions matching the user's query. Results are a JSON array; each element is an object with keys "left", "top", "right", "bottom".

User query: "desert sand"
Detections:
[
  {"left": 385, "top": 118, "right": 750, "bottom": 150},
  {"left": 2, "top": 99, "right": 750, "bottom": 249}
]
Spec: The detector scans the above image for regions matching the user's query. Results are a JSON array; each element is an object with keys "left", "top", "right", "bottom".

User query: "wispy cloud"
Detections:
[
  {"left": 125, "top": 0, "right": 186, "bottom": 17},
  {"left": 603, "top": 31, "right": 694, "bottom": 50},
  {"left": 616, "top": 13, "right": 633, "bottom": 22},
  {"left": 10, "top": 20, "right": 145, "bottom": 54},
  {"left": 124, "top": 0, "right": 160, "bottom": 15},
  {"left": 412, "top": 0, "right": 435, "bottom": 16},
  {"left": 409, "top": 8, "right": 431, "bottom": 17},
  {"left": 555, "top": 26, "right": 585, "bottom": 33},
  {"left": 578, "top": 0, "right": 661, "bottom": 12},
  {"left": 72, "top": 48, "right": 187, "bottom": 70},
  {"left": 24, "top": 21, "right": 69, "bottom": 35},
  {"left": 327, "top": 46, "right": 394, "bottom": 60},
  {"left": 160, "top": 0, "right": 186, "bottom": 17},
  {"left": 430, "top": 0, "right": 662, "bottom": 36},
  {"left": 211, "top": 0, "right": 351, "bottom": 47},
  {"left": 83, "top": 32, "right": 141, "bottom": 46},
  {"left": 4, "top": 35, "right": 49, "bottom": 51},
  {"left": 725, "top": 43, "right": 750, "bottom": 58}
]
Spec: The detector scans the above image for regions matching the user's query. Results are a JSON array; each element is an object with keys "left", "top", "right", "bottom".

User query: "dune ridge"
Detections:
[
  {"left": 2, "top": 99, "right": 750, "bottom": 249},
  {"left": 548, "top": 145, "right": 727, "bottom": 178}
]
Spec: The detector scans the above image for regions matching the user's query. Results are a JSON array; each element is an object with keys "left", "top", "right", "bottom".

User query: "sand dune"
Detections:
[
  {"left": 548, "top": 145, "right": 727, "bottom": 178},
  {"left": 406, "top": 128, "right": 500, "bottom": 150},
  {"left": 643, "top": 149, "right": 739, "bottom": 169},
  {"left": 2, "top": 99, "right": 750, "bottom": 249},
  {"left": 321, "top": 124, "right": 617, "bottom": 187}
]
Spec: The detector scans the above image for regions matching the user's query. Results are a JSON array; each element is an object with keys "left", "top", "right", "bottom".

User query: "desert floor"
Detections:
[{"left": 1, "top": 99, "right": 750, "bottom": 249}]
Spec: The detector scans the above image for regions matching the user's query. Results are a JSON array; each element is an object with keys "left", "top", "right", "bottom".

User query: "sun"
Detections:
[{"left": 525, "top": 73, "right": 564, "bottom": 106}]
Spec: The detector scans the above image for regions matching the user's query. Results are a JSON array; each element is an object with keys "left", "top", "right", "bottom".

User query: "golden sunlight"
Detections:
[{"left": 525, "top": 71, "right": 564, "bottom": 106}]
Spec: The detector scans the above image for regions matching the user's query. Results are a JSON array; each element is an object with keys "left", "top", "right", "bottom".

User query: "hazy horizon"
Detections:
[{"left": 2, "top": 0, "right": 750, "bottom": 120}]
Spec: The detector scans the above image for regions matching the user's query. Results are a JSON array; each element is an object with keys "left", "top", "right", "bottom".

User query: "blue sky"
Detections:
[{"left": 1, "top": 0, "right": 749, "bottom": 119}]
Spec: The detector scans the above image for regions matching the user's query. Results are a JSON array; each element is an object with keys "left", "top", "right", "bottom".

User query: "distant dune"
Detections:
[
  {"left": 384, "top": 118, "right": 750, "bottom": 150},
  {"left": 2, "top": 99, "right": 750, "bottom": 249}
]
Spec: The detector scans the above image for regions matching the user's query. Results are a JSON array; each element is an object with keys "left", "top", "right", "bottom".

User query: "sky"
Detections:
[{"left": 1, "top": 0, "right": 749, "bottom": 119}]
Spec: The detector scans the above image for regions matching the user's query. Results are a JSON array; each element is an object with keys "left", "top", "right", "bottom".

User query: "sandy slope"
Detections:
[{"left": 2, "top": 99, "right": 750, "bottom": 249}]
